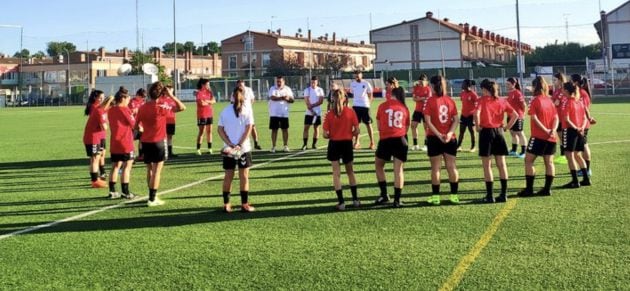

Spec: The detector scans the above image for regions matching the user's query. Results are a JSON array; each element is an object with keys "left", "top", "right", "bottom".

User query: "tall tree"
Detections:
[
  {"left": 162, "top": 42, "right": 185, "bottom": 55},
  {"left": 46, "top": 41, "right": 77, "bottom": 57},
  {"left": 13, "top": 49, "right": 30, "bottom": 58},
  {"left": 32, "top": 51, "right": 46, "bottom": 59},
  {"left": 266, "top": 52, "right": 305, "bottom": 76},
  {"left": 183, "top": 41, "right": 196, "bottom": 53},
  {"left": 523, "top": 42, "right": 601, "bottom": 66},
  {"left": 196, "top": 42, "right": 221, "bottom": 55},
  {"left": 128, "top": 50, "right": 171, "bottom": 84}
]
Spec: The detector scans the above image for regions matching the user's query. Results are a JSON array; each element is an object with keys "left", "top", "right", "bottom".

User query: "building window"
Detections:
[
  {"left": 242, "top": 53, "right": 249, "bottom": 65},
  {"left": 262, "top": 53, "right": 271, "bottom": 67},
  {"left": 97, "top": 70, "right": 107, "bottom": 77},
  {"left": 229, "top": 72, "right": 238, "bottom": 78},
  {"left": 229, "top": 55, "right": 237, "bottom": 70},
  {"left": 251, "top": 53, "right": 257, "bottom": 65}
]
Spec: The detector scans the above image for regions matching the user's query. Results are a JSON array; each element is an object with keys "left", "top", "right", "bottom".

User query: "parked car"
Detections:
[{"left": 592, "top": 78, "right": 612, "bottom": 89}]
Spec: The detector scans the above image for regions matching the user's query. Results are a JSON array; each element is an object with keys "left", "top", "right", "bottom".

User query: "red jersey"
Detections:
[
  {"left": 376, "top": 99, "right": 410, "bottom": 139},
  {"left": 562, "top": 98, "right": 586, "bottom": 130},
  {"left": 129, "top": 97, "right": 146, "bottom": 117},
  {"left": 108, "top": 106, "right": 135, "bottom": 154},
  {"left": 477, "top": 96, "right": 515, "bottom": 129},
  {"left": 136, "top": 101, "right": 169, "bottom": 143},
  {"left": 83, "top": 105, "right": 106, "bottom": 145},
  {"left": 423, "top": 96, "right": 458, "bottom": 137},
  {"left": 196, "top": 89, "right": 214, "bottom": 119},
  {"left": 460, "top": 90, "right": 479, "bottom": 117},
  {"left": 323, "top": 107, "right": 359, "bottom": 141},
  {"left": 579, "top": 89, "right": 592, "bottom": 129},
  {"left": 413, "top": 85, "right": 432, "bottom": 112},
  {"left": 507, "top": 89, "right": 526, "bottom": 118},
  {"left": 157, "top": 96, "right": 177, "bottom": 124},
  {"left": 528, "top": 96, "right": 558, "bottom": 142}
]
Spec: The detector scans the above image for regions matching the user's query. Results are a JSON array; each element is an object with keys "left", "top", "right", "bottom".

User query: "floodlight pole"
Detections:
[
  {"left": 173, "top": 0, "right": 178, "bottom": 94},
  {"left": 516, "top": 0, "right": 525, "bottom": 89}
]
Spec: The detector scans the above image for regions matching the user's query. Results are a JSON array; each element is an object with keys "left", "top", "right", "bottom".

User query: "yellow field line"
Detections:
[{"left": 439, "top": 198, "right": 518, "bottom": 291}]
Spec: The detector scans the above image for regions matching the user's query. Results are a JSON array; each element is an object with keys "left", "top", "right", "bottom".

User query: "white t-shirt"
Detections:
[
  {"left": 303, "top": 86, "right": 325, "bottom": 116},
  {"left": 218, "top": 105, "right": 253, "bottom": 153},
  {"left": 350, "top": 80, "right": 373, "bottom": 108},
  {"left": 268, "top": 85, "right": 294, "bottom": 118}
]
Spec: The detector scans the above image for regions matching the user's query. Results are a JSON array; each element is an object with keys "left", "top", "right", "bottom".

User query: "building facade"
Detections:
[
  {"left": 221, "top": 30, "right": 375, "bottom": 77},
  {"left": 595, "top": 0, "right": 630, "bottom": 66},
  {"left": 370, "top": 11, "right": 532, "bottom": 71}
]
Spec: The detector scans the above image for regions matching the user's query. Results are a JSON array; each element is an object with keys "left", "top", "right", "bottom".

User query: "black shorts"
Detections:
[
  {"left": 142, "top": 141, "right": 167, "bottom": 164},
  {"left": 426, "top": 135, "right": 458, "bottom": 157},
  {"left": 460, "top": 115, "right": 474, "bottom": 127},
  {"left": 352, "top": 107, "right": 372, "bottom": 124},
  {"left": 166, "top": 123, "right": 176, "bottom": 135},
  {"left": 327, "top": 140, "right": 354, "bottom": 164},
  {"left": 197, "top": 117, "right": 213, "bottom": 126},
  {"left": 509, "top": 118, "right": 524, "bottom": 132},
  {"left": 84, "top": 143, "right": 105, "bottom": 157},
  {"left": 376, "top": 137, "right": 408, "bottom": 162},
  {"left": 133, "top": 130, "right": 142, "bottom": 140},
  {"left": 304, "top": 115, "right": 322, "bottom": 126},
  {"left": 223, "top": 152, "right": 253, "bottom": 170},
  {"left": 478, "top": 128, "right": 509, "bottom": 157},
  {"left": 111, "top": 151, "right": 136, "bottom": 163},
  {"left": 526, "top": 138, "right": 556, "bottom": 156},
  {"left": 269, "top": 117, "right": 289, "bottom": 130},
  {"left": 412, "top": 111, "right": 424, "bottom": 123},
  {"left": 562, "top": 128, "right": 585, "bottom": 152}
]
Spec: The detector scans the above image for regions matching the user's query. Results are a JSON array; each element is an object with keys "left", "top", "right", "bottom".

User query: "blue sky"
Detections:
[{"left": 0, "top": 0, "right": 626, "bottom": 55}]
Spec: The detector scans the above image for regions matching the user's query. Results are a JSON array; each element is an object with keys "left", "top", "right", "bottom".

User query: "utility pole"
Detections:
[
  {"left": 516, "top": 0, "right": 525, "bottom": 91},
  {"left": 172, "top": 0, "right": 178, "bottom": 94},
  {"left": 563, "top": 14, "right": 570, "bottom": 43}
]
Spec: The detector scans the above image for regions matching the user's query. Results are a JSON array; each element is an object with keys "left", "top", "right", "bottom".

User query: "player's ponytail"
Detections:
[
  {"left": 114, "top": 86, "right": 129, "bottom": 104},
  {"left": 430, "top": 75, "right": 446, "bottom": 97},
  {"left": 84, "top": 89, "right": 104, "bottom": 115},
  {"left": 331, "top": 89, "right": 347, "bottom": 117},
  {"left": 462, "top": 79, "right": 475, "bottom": 92},
  {"left": 480, "top": 79, "right": 499, "bottom": 99},
  {"left": 232, "top": 87, "right": 245, "bottom": 117},
  {"left": 392, "top": 87, "right": 405, "bottom": 103},
  {"left": 532, "top": 76, "right": 548, "bottom": 97},
  {"left": 507, "top": 77, "right": 521, "bottom": 91},
  {"left": 148, "top": 81, "right": 164, "bottom": 100},
  {"left": 136, "top": 88, "right": 146, "bottom": 98},
  {"left": 563, "top": 82, "right": 578, "bottom": 99}
]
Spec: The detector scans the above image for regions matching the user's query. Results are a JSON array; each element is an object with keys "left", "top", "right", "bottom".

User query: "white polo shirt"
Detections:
[
  {"left": 350, "top": 80, "right": 373, "bottom": 108},
  {"left": 303, "top": 86, "right": 325, "bottom": 116},
  {"left": 218, "top": 105, "right": 253, "bottom": 153},
  {"left": 268, "top": 85, "right": 294, "bottom": 118}
]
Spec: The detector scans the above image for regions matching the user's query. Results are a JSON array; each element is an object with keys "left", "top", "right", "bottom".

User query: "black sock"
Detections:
[
  {"left": 99, "top": 166, "right": 105, "bottom": 176},
  {"left": 525, "top": 175, "right": 535, "bottom": 192},
  {"left": 208, "top": 142, "right": 212, "bottom": 149},
  {"left": 196, "top": 143, "right": 201, "bottom": 150},
  {"left": 149, "top": 189, "right": 157, "bottom": 202},
  {"left": 168, "top": 145, "right": 173, "bottom": 154},
  {"left": 431, "top": 184, "right": 440, "bottom": 194},
  {"left": 303, "top": 138, "right": 308, "bottom": 147},
  {"left": 544, "top": 175, "right": 554, "bottom": 191},
  {"left": 470, "top": 128, "right": 476, "bottom": 148},
  {"left": 500, "top": 179, "right": 508, "bottom": 196},
  {"left": 394, "top": 188, "right": 402, "bottom": 202},
  {"left": 121, "top": 183, "right": 129, "bottom": 195},
  {"left": 413, "top": 138, "right": 418, "bottom": 146},
  {"left": 254, "top": 140, "right": 259, "bottom": 147},
  {"left": 139, "top": 148, "right": 143, "bottom": 156},
  {"left": 450, "top": 182, "right": 459, "bottom": 194},
  {"left": 222, "top": 191, "right": 230, "bottom": 204},
  {"left": 336, "top": 189, "right": 344, "bottom": 204},
  {"left": 485, "top": 181, "right": 493, "bottom": 197},
  {"left": 108, "top": 181, "right": 116, "bottom": 192},
  {"left": 520, "top": 146, "right": 526, "bottom": 155},
  {"left": 378, "top": 181, "right": 387, "bottom": 197},
  {"left": 571, "top": 170, "right": 579, "bottom": 184},
  {"left": 240, "top": 191, "right": 249, "bottom": 204},
  {"left": 559, "top": 145, "right": 565, "bottom": 156},
  {"left": 581, "top": 168, "right": 590, "bottom": 182},
  {"left": 585, "top": 160, "right": 591, "bottom": 172},
  {"left": 312, "top": 138, "right": 318, "bottom": 147},
  {"left": 511, "top": 144, "right": 517, "bottom": 152},
  {"left": 350, "top": 186, "right": 358, "bottom": 201},
  {"left": 90, "top": 172, "right": 98, "bottom": 182}
]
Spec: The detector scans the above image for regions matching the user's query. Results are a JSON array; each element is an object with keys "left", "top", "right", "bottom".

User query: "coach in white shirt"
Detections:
[
  {"left": 237, "top": 80, "right": 262, "bottom": 150},
  {"left": 350, "top": 70, "right": 375, "bottom": 149},
  {"left": 301, "top": 76, "right": 325, "bottom": 150},
  {"left": 268, "top": 75, "right": 294, "bottom": 153}
]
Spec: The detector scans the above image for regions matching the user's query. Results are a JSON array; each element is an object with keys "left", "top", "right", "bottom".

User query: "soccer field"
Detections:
[{"left": 0, "top": 97, "right": 629, "bottom": 290}]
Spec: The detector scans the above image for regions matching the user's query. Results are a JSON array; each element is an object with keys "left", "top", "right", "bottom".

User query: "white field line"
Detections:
[
  {"left": 590, "top": 112, "right": 630, "bottom": 116},
  {"left": 588, "top": 139, "right": 630, "bottom": 145},
  {"left": 0, "top": 134, "right": 365, "bottom": 241}
]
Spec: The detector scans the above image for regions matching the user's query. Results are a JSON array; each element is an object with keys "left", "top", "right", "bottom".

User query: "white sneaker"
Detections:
[
  {"left": 283, "top": 145, "right": 290, "bottom": 152},
  {"left": 412, "top": 145, "right": 420, "bottom": 151},
  {"left": 421, "top": 145, "right": 428, "bottom": 152},
  {"left": 270, "top": 147, "right": 276, "bottom": 153},
  {"left": 352, "top": 200, "right": 361, "bottom": 208},
  {"left": 108, "top": 192, "right": 121, "bottom": 199},
  {"left": 196, "top": 149, "right": 202, "bottom": 156},
  {"left": 208, "top": 148, "right": 213, "bottom": 155},
  {"left": 147, "top": 198, "right": 165, "bottom": 207},
  {"left": 335, "top": 203, "right": 346, "bottom": 211}
]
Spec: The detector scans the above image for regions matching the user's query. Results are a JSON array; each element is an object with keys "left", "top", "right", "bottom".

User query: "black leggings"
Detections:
[{"left": 457, "top": 124, "right": 475, "bottom": 149}]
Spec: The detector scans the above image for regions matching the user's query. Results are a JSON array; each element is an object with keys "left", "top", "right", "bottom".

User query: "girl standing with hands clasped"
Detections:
[
  {"left": 107, "top": 87, "right": 136, "bottom": 199},
  {"left": 83, "top": 90, "right": 113, "bottom": 188},
  {"left": 218, "top": 87, "right": 255, "bottom": 213},
  {"left": 374, "top": 87, "right": 410, "bottom": 208},
  {"left": 506, "top": 77, "right": 527, "bottom": 158},
  {"left": 195, "top": 78, "right": 216, "bottom": 155},
  {"left": 560, "top": 82, "right": 591, "bottom": 189},
  {"left": 457, "top": 79, "right": 478, "bottom": 152},
  {"left": 475, "top": 79, "right": 518, "bottom": 203},
  {"left": 424, "top": 76, "right": 460, "bottom": 205},
  {"left": 323, "top": 89, "right": 360, "bottom": 211}
]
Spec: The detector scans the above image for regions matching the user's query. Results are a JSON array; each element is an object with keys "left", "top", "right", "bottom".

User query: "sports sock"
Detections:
[
  {"left": 378, "top": 181, "right": 387, "bottom": 197},
  {"left": 500, "top": 179, "right": 508, "bottom": 196},
  {"left": 520, "top": 145, "right": 526, "bottom": 155},
  {"left": 585, "top": 160, "right": 591, "bottom": 172},
  {"left": 450, "top": 182, "right": 459, "bottom": 194},
  {"left": 303, "top": 138, "right": 308, "bottom": 147},
  {"left": 413, "top": 138, "right": 418, "bottom": 146},
  {"left": 570, "top": 170, "right": 579, "bottom": 184},
  {"left": 485, "top": 181, "right": 493, "bottom": 197},
  {"left": 99, "top": 166, "right": 106, "bottom": 176},
  {"left": 335, "top": 189, "right": 344, "bottom": 204},
  {"left": 581, "top": 168, "right": 590, "bottom": 183},
  {"left": 222, "top": 192, "right": 230, "bottom": 204},
  {"left": 350, "top": 186, "right": 358, "bottom": 201},
  {"left": 312, "top": 138, "right": 318, "bottom": 148},
  {"left": 525, "top": 175, "right": 535, "bottom": 192},
  {"left": 511, "top": 144, "right": 517, "bottom": 152},
  {"left": 121, "top": 183, "right": 129, "bottom": 195},
  {"left": 149, "top": 189, "right": 157, "bottom": 202},
  {"left": 109, "top": 182, "right": 116, "bottom": 193},
  {"left": 208, "top": 142, "right": 212, "bottom": 149},
  {"left": 240, "top": 191, "right": 249, "bottom": 204},
  {"left": 544, "top": 175, "right": 554, "bottom": 191},
  {"left": 431, "top": 184, "right": 440, "bottom": 194},
  {"left": 196, "top": 143, "right": 201, "bottom": 150},
  {"left": 90, "top": 172, "right": 98, "bottom": 182},
  {"left": 394, "top": 188, "right": 402, "bottom": 202}
]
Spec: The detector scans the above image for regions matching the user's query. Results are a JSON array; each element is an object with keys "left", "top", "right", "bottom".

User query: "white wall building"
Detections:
[{"left": 595, "top": 0, "right": 630, "bottom": 67}]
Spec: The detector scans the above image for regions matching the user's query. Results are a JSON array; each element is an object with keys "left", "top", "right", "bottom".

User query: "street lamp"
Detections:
[
  {"left": 63, "top": 49, "right": 71, "bottom": 101},
  {"left": 515, "top": 0, "right": 525, "bottom": 89}
]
